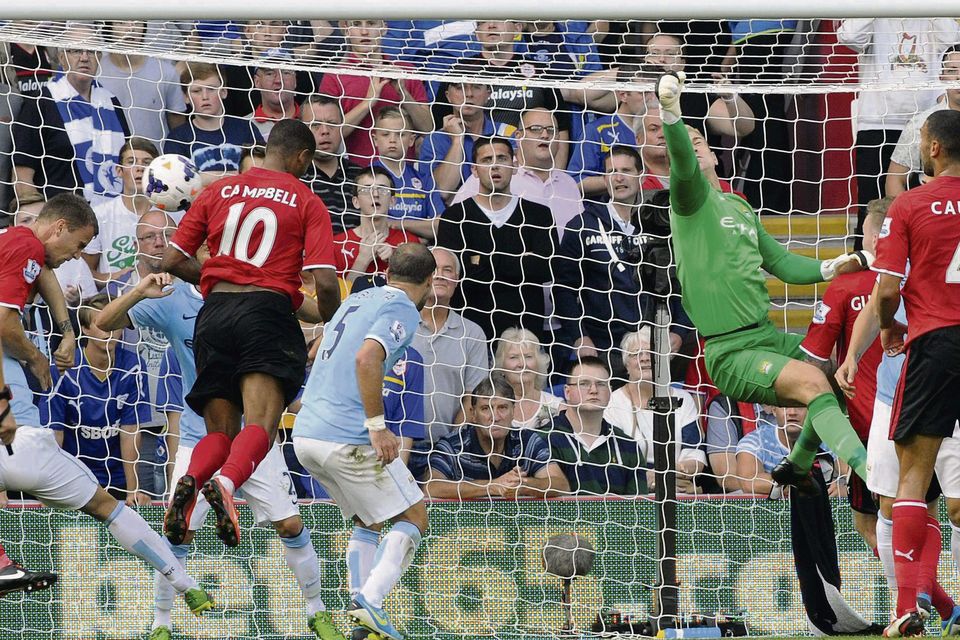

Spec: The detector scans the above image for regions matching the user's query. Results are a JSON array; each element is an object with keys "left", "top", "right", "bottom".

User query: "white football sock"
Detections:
[
  {"left": 153, "top": 542, "right": 189, "bottom": 629},
  {"left": 104, "top": 502, "right": 196, "bottom": 593},
  {"left": 280, "top": 526, "right": 325, "bottom": 615},
  {"left": 877, "top": 515, "right": 898, "bottom": 593},
  {"left": 347, "top": 526, "right": 379, "bottom": 598},
  {"left": 360, "top": 522, "right": 422, "bottom": 608}
]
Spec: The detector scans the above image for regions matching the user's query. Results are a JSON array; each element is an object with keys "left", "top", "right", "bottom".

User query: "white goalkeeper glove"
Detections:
[
  {"left": 656, "top": 71, "right": 686, "bottom": 125},
  {"left": 820, "top": 250, "right": 874, "bottom": 281}
]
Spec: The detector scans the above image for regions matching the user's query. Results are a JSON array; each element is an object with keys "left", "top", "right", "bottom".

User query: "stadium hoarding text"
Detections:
[{"left": 1, "top": 498, "right": 952, "bottom": 639}]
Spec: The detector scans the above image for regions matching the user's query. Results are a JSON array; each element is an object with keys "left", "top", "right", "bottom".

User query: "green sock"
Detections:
[
  {"left": 806, "top": 392, "right": 867, "bottom": 480},
  {"left": 786, "top": 411, "right": 821, "bottom": 472}
]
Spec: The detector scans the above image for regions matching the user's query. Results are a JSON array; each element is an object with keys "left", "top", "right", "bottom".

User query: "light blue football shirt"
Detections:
[
  {"left": 295, "top": 285, "right": 421, "bottom": 445},
  {"left": 875, "top": 302, "right": 908, "bottom": 407},
  {"left": 127, "top": 282, "right": 207, "bottom": 448}
]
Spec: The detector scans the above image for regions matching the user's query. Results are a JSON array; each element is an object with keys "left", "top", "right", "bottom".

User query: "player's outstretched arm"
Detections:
[
  {"left": 310, "top": 269, "right": 341, "bottom": 323},
  {"left": 756, "top": 225, "right": 826, "bottom": 285},
  {"left": 96, "top": 273, "right": 173, "bottom": 332},
  {"left": 160, "top": 245, "right": 201, "bottom": 285},
  {"left": 876, "top": 273, "right": 905, "bottom": 356},
  {"left": 658, "top": 72, "right": 710, "bottom": 216}
]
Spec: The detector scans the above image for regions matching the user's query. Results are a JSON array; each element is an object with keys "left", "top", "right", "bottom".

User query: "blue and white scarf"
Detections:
[{"left": 46, "top": 74, "right": 125, "bottom": 202}]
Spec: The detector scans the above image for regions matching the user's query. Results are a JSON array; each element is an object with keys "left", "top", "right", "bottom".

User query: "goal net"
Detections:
[{"left": 0, "top": 16, "right": 958, "bottom": 640}]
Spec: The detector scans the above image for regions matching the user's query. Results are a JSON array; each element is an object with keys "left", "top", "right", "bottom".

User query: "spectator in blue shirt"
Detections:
[
  {"left": 736, "top": 405, "right": 805, "bottom": 496},
  {"left": 164, "top": 61, "right": 263, "bottom": 181},
  {"left": 370, "top": 107, "right": 436, "bottom": 239},
  {"left": 423, "top": 375, "right": 569, "bottom": 499},
  {"left": 48, "top": 295, "right": 151, "bottom": 504},
  {"left": 383, "top": 346, "right": 426, "bottom": 463},
  {"left": 567, "top": 65, "right": 649, "bottom": 199}
]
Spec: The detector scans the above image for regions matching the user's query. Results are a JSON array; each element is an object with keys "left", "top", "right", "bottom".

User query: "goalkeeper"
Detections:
[{"left": 657, "top": 72, "right": 870, "bottom": 491}]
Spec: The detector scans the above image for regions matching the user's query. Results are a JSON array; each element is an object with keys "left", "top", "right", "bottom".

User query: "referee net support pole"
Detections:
[{"left": 651, "top": 297, "right": 680, "bottom": 631}]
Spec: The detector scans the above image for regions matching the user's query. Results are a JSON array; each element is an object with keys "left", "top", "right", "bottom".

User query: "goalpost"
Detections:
[{"left": 0, "top": 10, "right": 958, "bottom": 640}]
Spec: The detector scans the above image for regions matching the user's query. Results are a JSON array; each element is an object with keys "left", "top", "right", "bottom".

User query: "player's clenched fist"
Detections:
[{"left": 656, "top": 71, "right": 686, "bottom": 123}]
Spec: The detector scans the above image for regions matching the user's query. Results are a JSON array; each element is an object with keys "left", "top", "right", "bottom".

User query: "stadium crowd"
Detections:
[{"left": 0, "top": 17, "right": 957, "bottom": 506}]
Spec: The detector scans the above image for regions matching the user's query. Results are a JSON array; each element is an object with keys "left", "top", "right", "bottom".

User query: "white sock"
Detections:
[
  {"left": 104, "top": 502, "right": 196, "bottom": 593},
  {"left": 347, "top": 526, "right": 380, "bottom": 597},
  {"left": 153, "top": 541, "right": 189, "bottom": 629},
  {"left": 280, "top": 527, "right": 325, "bottom": 615},
  {"left": 951, "top": 521, "right": 960, "bottom": 581},
  {"left": 877, "top": 515, "right": 898, "bottom": 593},
  {"left": 217, "top": 475, "right": 236, "bottom": 496},
  {"left": 153, "top": 542, "right": 189, "bottom": 629},
  {"left": 360, "top": 522, "right": 421, "bottom": 608}
]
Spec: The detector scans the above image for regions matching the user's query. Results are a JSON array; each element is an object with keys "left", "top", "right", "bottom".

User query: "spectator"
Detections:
[
  {"left": 494, "top": 327, "right": 563, "bottom": 430},
  {"left": 83, "top": 137, "right": 159, "bottom": 288},
  {"left": 703, "top": 394, "right": 767, "bottom": 493},
  {"left": 837, "top": 18, "right": 960, "bottom": 247},
  {"left": 334, "top": 166, "right": 416, "bottom": 284},
  {"left": 164, "top": 62, "right": 264, "bottom": 179},
  {"left": 0, "top": 38, "right": 54, "bottom": 210},
  {"left": 642, "top": 123, "right": 738, "bottom": 198},
  {"left": 423, "top": 376, "right": 569, "bottom": 499},
  {"left": 98, "top": 20, "right": 187, "bottom": 143},
  {"left": 454, "top": 107, "right": 584, "bottom": 237},
  {"left": 219, "top": 20, "right": 316, "bottom": 118},
  {"left": 248, "top": 49, "right": 301, "bottom": 139},
  {"left": 736, "top": 405, "right": 807, "bottom": 496},
  {"left": 370, "top": 107, "right": 435, "bottom": 237},
  {"left": 418, "top": 79, "right": 510, "bottom": 209},
  {"left": 299, "top": 94, "right": 363, "bottom": 234},
  {"left": 643, "top": 35, "right": 754, "bottom": 146},
  {"left": 887, "top": 45, "right": 960, "bottom": 197},
  {"left": 412, "top": 247, "right": 489, "bottom": 442},
  {"left": 522, "top": 21, "right": 605, "bottom": 79},
  {"left": 541, "top": 357, "right": 647, "bottom": 496},
  {"left": 455, "top": 20, "right": 572, "bottom": 157},
  {"left": 567, "top": 65, "right": 651, "bottom": 199},
  {"left": 555, "top": 146, "right": 685, "bottom": 377},
  {"left": 319, "top": 19, "right": 431, "bottom": 166},
  {"left": 436, "top": 137, "right": 557, "bottom": 341},
  {"left": 604, "top": 329, "right": 705, "bottom": 492},
  {"left": 12, "top": 22, "right": 129, "bottom": 204},
  {"left": 47, "top": 295, "right": 151, "bottom": 504},
  {"left": 104, "top": 209, "right": 182, "bottom": 498},
  {"left": 384, "top": 346, "right": 427, "bottom": 464}
]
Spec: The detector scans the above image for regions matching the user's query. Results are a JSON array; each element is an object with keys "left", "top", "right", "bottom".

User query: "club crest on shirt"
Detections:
[
  {"left": 389, "top": 320, "right": 406, "bottom": 344},
  {"left": 23, "top": 259, "right": 41, "bottom": 284},
  {"left": 812, "top": 302, "right": 831, "bottom": 325},
  {"left": 392, "top": 358, "right": 407, "bottom": 377},
  {"left": 758, "top": 360, "right": 773, "bottom": 375},
  {"left": 879, "top": 217, "right": 892, "bottom": 238}
]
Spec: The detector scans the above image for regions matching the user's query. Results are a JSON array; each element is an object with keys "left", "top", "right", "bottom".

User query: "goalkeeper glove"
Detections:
[
  {"left": 820, "top": 250, "right": 874, "bottom": 281},
  {"left": 656, "top": 71, "right": 686, "bottom": 125}
]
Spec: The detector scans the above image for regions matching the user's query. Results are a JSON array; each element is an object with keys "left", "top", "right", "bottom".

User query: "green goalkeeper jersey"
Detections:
[{"left": 664, "top": 120, "right": 824, "bottom": 337}]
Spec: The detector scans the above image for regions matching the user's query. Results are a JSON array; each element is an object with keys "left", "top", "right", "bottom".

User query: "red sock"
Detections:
[
  {"left": 919, "top": 516, "right": 955, "bottom": 619},
  {"left": 893, "top": 500, "right": 931, "bottom": 616},
  {"left": 0, "top": 543, "right": 11, "bottom": 569},
  {"left": 219, "top": 425, "right": 271, "bottom": 493},
  {"left": 185, "top": 432, "right": 232, "bottom": 486}
]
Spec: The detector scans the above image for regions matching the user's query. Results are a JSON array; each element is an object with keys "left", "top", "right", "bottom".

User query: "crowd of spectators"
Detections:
[{"left": 0, "top": 17, "right": 955, "bottom": 503}]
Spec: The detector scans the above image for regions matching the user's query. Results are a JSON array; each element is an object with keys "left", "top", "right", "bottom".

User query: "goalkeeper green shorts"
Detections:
[{"left": 703, "top": 319, "right": 804, "bottom": 407}]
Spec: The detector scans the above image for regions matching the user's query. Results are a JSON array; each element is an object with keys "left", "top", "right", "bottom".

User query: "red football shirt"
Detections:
[
  {"left": 333, "top": 227, "right": 415, "bottom": 277},
  {"left": 800, "top": 270, "right": 881, "bottom": 438},
  {"left": 171, "top": 167, "right": 336, "bottom": 308},
  {"left": 0, "top": 225, "right": 45, "bottom": 312},
  {"left": 319, "top": 56, "right": 427, "bottom": 166},
  {"left": 874, "top": 175, "right": 960, "bottom": 344}
]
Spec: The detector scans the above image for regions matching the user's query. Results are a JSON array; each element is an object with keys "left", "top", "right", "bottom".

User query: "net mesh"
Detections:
[{"left": 0, "top": 16, "right": 958, "bottom": 639}]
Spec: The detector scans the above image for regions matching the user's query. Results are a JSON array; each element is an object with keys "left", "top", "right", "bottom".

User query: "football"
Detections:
[{"left": 142, "top": 154, "right": 202, "bottom": 212}]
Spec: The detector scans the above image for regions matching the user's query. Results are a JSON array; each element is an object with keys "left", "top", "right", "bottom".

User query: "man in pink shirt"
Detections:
[
  {"left": 319, "top": 20, "right": 432, "bottom": 166},
  {"left": 453, "top": 107, "right": 583, "bottom": 239}
]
